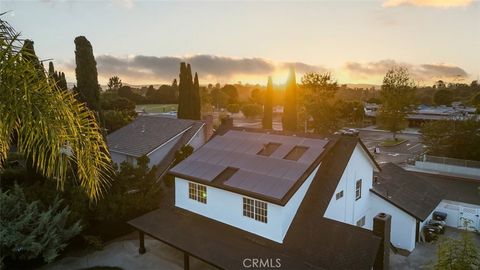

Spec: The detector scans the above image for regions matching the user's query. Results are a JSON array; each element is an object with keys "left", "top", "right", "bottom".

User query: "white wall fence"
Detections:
[
  {"left": 413, "top": 155, "right": 480, "bottom": 180},
  {"left": 435, "top": 200, "right": 480, "bottom": 231}
]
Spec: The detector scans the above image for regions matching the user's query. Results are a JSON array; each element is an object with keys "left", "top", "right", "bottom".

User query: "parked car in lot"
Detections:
[{"left": 334, "top": 128, "right": 360, "bottom": 137}]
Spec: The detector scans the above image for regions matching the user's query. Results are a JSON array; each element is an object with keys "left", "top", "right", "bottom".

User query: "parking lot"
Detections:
[{"left": 358, "top": 128, "right": 426, "bottom": 165}]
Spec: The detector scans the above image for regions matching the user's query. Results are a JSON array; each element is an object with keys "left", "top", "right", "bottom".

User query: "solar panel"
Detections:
[{"left": 170, "top": 129, "right": 329, "bottom": 200}]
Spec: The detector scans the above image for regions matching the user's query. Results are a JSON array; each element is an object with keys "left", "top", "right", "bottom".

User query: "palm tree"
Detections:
[{"left": 0, "top": 16, "right": 112, "bottom": 201}]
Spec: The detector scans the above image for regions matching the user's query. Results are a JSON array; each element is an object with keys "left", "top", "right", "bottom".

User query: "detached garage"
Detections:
[{"left": 372, "top": 163, "right": 480, "bottom": 252}]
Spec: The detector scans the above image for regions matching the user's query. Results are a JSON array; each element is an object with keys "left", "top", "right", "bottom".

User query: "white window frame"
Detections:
[
  {"left": 336, "top": 190, "right": 344, "bottom": 200},
  {"left": 356, "top": 216, "right": 366, "bottom": 227},
  {"left": 355, "top": 179, "right": 362, "bottom": 201},
  {"left": 243, "top": 197, "right": 268, "bottom": 223},
  {"left": 188, "top": 182, "right": 207, "bottom": 204}
]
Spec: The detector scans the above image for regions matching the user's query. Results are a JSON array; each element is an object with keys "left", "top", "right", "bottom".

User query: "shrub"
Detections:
[
  {"left": 0, "top": 184, "right": 82, "bottom": 264},
  {"left": 226, "top": 103, "right": 240, "bottom": 113},
  {"left": 241, "top": 103, "right": 263, "bottom": 119}
]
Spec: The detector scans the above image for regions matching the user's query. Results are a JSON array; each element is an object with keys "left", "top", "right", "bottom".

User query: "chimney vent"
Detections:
[{"left": 373, "top": 213, "right": 391, "bottom": 270}]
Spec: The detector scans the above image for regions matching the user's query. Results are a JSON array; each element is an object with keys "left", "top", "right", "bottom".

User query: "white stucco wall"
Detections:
[
  {"left": 174, "top": 165, "right": 319, "bottom": 243},
  {"left": 324, "top": 144, "right": 375, "bottom": 228},
  {"left": 369, "top": 193, "right": 417, "bottom": 251}
]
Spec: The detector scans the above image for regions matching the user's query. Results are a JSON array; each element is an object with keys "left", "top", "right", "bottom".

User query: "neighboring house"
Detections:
[
  {"left": 107, "top": 115, "right": 208, "bottom": 175},
  {"left": 370, "top": 163, "right": 480, "bottom": 251},
  {"left": 129, "top": 128, "right": 392, "bottom": 270}
]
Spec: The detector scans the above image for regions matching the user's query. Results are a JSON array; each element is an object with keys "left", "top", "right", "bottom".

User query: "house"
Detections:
[
  {"left": 107, "top": 115, "right": 210, "bottom": 175},
  {"left": 129, "top": 127, "right": 393, "bottom": 270},
  {"left": 370, "top": 163, "right": 480, "bottom": 251}
]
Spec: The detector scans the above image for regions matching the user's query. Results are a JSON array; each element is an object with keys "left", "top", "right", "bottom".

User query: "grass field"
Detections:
[{"left": 135, "top": 104, "right": 178, "bottom": 113}]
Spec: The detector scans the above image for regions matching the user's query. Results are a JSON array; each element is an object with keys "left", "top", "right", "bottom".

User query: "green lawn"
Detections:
[
  {"left": 380, "top": 139, "right": 407, "bottom": 147},
  {"left": 135, "top": 104, "right": 177, "bottom": 113}
]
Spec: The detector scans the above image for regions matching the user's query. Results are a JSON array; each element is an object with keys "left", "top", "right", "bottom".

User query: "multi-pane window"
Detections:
[
  {"left": 355, "top": 179, "right": 362, "bottom": 201},
  {"left": 243, "top": 197, "right": 268, "bottom": 223},
  {"left": 336, "top": 190, "right": 344, "bottom": 200},
  {"left": 356, "top": 216, "right": 366, "bottom": 227},
  {"left": 188, "top": 182, "right": 207, "bottom": 204}
]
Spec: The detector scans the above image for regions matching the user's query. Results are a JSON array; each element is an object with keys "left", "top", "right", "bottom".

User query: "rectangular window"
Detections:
[
  {"left": 336, "top": 190, "right": 344, "bottom": 200},
  {"left": 283, "top": 146, "right": 309, "bottom": 161},
  {"left": 188, "top": 182, "right": 207, "bottom": 204},
  {"left": 243, "top": 197, "right": 268, "bottom": 223},
  {"left": 356, "top": 216, "right": 366, "bottom": 227},
  {"left": 355, "top": 179, "right": 362, "bottom": 201},
  {"left": 257, "top": 143, "right": 281, "bottom": 157}
]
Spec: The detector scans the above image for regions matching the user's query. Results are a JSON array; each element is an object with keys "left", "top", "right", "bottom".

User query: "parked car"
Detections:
[{"left": 334, "top": 128, "right": 360, "bottom": 137}]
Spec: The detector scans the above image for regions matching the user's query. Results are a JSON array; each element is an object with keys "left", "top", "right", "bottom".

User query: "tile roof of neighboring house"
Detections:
[
  {"left": 129, "top": 135, "right": 381, "bottom": 270},
  {"left": 170, "top": 129, "right": 330, "bottom": 205},
  {"left": 372, "top": 163, "right": 446, "bottom": 221},
  {"left": 107, "top": 115, "right": 204, "bottom": 157}
]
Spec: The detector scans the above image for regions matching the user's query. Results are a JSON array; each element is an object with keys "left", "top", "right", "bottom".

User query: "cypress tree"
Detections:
[
  {"left": 262, "top": 76, "right": 273, "bottom": 129},
  {"left": 60, "top": 72, "right": 68, "bottom": 90},
  {"left": 74, "top": 36, "right": 102, "bottom": 122},
  {"left": 48, "top": 61, "right": 55, "bottom": 78},
  {"left": 283, "top": 67, "right": 297, "bottom": 131},
  {"left": 177, "top": 62, "right": 189, "bottom": 119},
  {"left": 21, "top": 40, "right": 44, "bottom": 78},
  {"left": 192, "top": 72, "right": 201, "bottom": 120}
]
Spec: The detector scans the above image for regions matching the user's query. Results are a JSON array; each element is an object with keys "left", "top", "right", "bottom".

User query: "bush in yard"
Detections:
[
  {"left": 91, "top": 155, "right": 161, "bottom": 223},
  {"left": 241, "top": 103, "right": 263, "bottom": 119},
  {"left": 0, "top": 184, "right": 82, "bottom": 265},
  {"left": 226, "top": 103, "right": 240, "bottom": 113},
  {"left": 434, "top": 230, "right": 479, "bottom": 269}
]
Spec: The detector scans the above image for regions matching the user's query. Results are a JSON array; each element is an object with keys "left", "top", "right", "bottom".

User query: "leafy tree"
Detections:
[
  {"left": 421, "top": 120, "right": 480, "bottom": 161},
  {"left": 211, "top": 88, "right": 230, "bottom": 109},
  {"left": 377, "top": 67, "right": 416, "bottom": 140},
  {"left": 241, "top": 103, "right": 263, "bottom": 119},
  {"left": 250, "top": 88, "right": 264, "bottom": 105},
  {"left": 107, "top": 76, "right": 123, "bottom": 91},
  {"left": 0, "top": 184, "right": 82, "bottom": 264},
  {"left": 434, "top": 225, "right": 479, "bottom": 269},
  {"left": 434, "top": 89, "right": 454, "bottom": 105},
  {"left": 74, "top": 36, "right": 103, "bottom": 123},
  {"left": 301, "top": 72, "right": 339, "bottom": 134},
  {"left": 100, "top": 93, "right": 136, "bottom": 133},
  {"left": 117, "top": 85, "right": 145, "bottom": 104},
  {"left": 221, "top": 84, "right": 239, "bottom": 105},
  {"left": 92, "top": 155, "right": 161, "bottom": 222},
  {"left": 262, "top": 76, "right": 273, "bottom": 129},
  {"left": 283, "top": 67, "right": 298, "bottom": 131},
  {"left": 0, "top": 20, "right": 112, "bottom": 200}
]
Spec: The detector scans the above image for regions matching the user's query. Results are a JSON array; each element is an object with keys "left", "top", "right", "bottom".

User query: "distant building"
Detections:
[
  {"left": 107, "top": 115, "right": 210, "bottom": 177},
  {"left": 364, "top": 103, "right": 478, "bottom": 127}
]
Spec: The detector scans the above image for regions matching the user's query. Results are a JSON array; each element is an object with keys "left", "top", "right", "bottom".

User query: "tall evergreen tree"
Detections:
[
  {"left": 60, "top": 72, "right": 68, "bottom": 90},
  {"left": 20, "top": 40, "right": 44, "bottom": 78},
  {"left": 283, "top": 67, "right": 297, "bottom": 131},
  {"left": 48, "top": 61, "right": 55, "bottom": 78},
  {"left": 262, "top": 76, "right": 273, "bottom": 129},
  {"left": 172, "top": 78, "right": 179, "bottom": 101},
  {"left": 178, "top": 62, "right": 189, "bottom": 119},
  {"left": 74, "top": 36, "right": 103, "bottom": 124},
  {"left": 192, "top": 72, "right": 201, "bottom": 120}
]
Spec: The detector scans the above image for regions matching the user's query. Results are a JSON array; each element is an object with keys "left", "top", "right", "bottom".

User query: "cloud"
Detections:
[
  {"left": 91, "top": 54, "right": 326, "bottom": 84},
  {"left": 383, "top": 0, "right": 473, "bottom": 8},
  {"left": 343, "top": 59, "right": 469, "bottom": 83}
]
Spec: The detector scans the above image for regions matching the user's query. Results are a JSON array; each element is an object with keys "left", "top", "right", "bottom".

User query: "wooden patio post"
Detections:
[{"left": 139, "top": 230, "right": 146, "bottom": 254}]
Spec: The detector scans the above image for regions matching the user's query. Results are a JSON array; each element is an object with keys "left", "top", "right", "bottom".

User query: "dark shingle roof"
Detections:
[
  {"left": 372, "top": 163, "right": 445, "bottom": 221},
  {"left": 411, "top": 171, "right": 480, "bottom": 206},
  {"left": 129, "top": 136, "right": 380, "bottom": 270},
  {"left": 107, "top": 115, "right": 203, "bottom": 157}
]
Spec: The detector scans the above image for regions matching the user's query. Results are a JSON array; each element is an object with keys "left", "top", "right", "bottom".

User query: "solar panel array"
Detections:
[{"left": 170, "top": 130, "right": 329, "bottom": 200}]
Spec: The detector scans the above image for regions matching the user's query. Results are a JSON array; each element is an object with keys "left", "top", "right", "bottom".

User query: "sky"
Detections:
[{"left": 2, "top": 0, "right": 479, "bottom": 86}]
